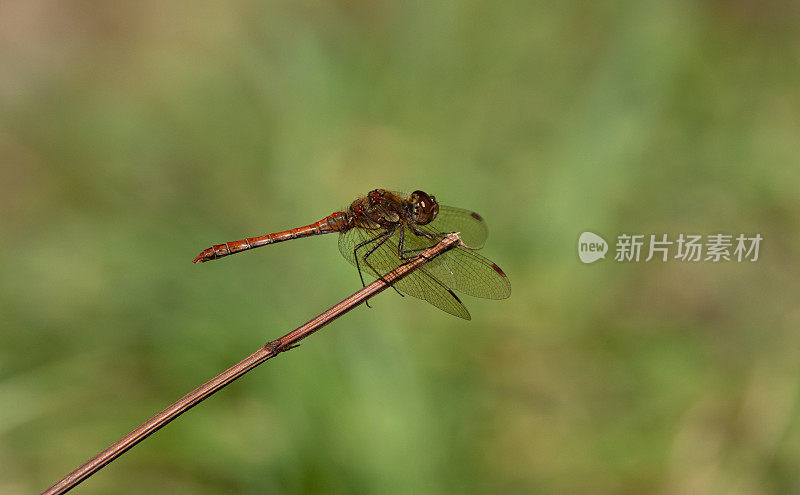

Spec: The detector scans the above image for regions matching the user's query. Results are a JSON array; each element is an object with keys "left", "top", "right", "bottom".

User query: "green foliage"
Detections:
[{"left": 2, "top": 2, "right": 799, "bottom": 493}]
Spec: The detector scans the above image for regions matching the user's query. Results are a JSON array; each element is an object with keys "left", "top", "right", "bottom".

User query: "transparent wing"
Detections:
[
  {"left": 426, "top": 205, "right": 488, "bottom": 248},
  {"left": 400, "top": 222, "right": 510, "bottom": 300},
  {"left": 421, "top": 244, "right": 511, "bottom": 300},
  {"left": 339, "top": 226, "right": 472, "bottom": 319}
]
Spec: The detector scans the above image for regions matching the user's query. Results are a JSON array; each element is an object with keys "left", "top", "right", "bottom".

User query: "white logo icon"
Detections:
[{"left": 578, "top": 232, "right": 608, "bottom": 264}]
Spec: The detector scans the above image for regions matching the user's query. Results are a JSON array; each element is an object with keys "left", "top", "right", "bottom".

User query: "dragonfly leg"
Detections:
[
  {"left": 360, "top": 226, "right": 405, "bottom": 298},
  {"left": 398, "top": 225, "right": 445, "bottom": 261},
  {"left": 353, "top": 232, "right": 387, "bottom": 289},
  {"left": 409, "top": 223, "right": 444, "bottom": 240},
  {"left": 352, "top": 232, "right": 386, "bottom": 308}
]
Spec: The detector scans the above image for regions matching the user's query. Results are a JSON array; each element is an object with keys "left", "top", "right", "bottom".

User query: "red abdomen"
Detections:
[{"left": 192, "top": 211, "right": 350, "bottom": 263}]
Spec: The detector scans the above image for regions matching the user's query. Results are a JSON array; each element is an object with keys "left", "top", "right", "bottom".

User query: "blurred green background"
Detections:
[{"left": 2, "top": 1, "right": 799, "bottom": 494}]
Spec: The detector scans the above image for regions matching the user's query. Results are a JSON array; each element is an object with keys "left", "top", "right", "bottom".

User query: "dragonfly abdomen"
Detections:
[{"left": 192, "top": 211, "right": 350, "bottom": 263}]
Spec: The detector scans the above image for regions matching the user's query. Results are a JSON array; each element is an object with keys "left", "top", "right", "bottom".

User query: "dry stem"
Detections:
[{"left": 41, "top": 233, "right": 461, "bottom": 495}]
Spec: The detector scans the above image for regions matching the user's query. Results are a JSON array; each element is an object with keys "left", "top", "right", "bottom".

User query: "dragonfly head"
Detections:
[{"left": 409, "top": 190, "right": 439, "bottom": 225}]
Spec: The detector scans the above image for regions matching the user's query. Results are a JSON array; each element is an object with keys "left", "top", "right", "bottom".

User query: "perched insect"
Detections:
[{"left": 194, "top": 189, "right": 510, "bottom": 319}]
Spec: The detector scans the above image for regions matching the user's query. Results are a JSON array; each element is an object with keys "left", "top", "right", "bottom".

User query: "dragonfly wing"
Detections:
[
  {"left": 425, "top": 205, "right": 489, "bottom": 249},
  {"left": 421, "top": 246, "right": 511, "bottom": 299},
  {"left": 339, "top": 225, "right": 379, "bottom": 265},
  {"left": 389, "top": 262, "right": 472, "bottom": 320},
  {"left": 339, "top": 226, "right": 471, "bottom": 319},
  {"left": 411, "top": 219, "right": 509, "bottom": 299}
]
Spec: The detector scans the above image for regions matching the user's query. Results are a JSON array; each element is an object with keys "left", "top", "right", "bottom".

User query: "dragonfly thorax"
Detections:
[
  {"left": 348, "top": 189, "right": 440, "bottom": 228},
  {"left": 348, "top": 190, "right": 404, "bottom": 229}
]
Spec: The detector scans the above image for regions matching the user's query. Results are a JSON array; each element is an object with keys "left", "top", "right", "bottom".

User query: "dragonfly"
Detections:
[{"left": 193, "top": 189, "right": 510, "bottom": 319}]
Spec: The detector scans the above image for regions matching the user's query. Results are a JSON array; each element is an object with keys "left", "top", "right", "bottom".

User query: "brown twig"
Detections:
[{"left": 41, "top": 233, "right": 461, "bottom": 495}]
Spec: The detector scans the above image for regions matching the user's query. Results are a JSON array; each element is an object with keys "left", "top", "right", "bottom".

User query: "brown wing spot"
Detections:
[
  {"left": 470, "top": 212, "right": 484, "bottom": 222},
  {"left": 491, "top": 263, "right": 507, "bottom": 277}
]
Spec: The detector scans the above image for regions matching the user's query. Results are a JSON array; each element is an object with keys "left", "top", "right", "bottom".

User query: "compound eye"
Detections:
[{"left": 410, "top": 190, "right": 438, "bottom": 225}]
